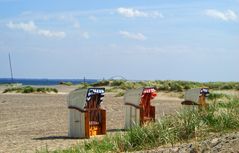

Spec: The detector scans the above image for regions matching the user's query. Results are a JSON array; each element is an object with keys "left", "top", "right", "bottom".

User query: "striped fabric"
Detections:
[
  {"left": 86, "top": 88, "right": 105, "bottom": 103},
  {"left": 142, "top": 88, "right": 157, "bottom": 99},
  {"left": 200, "top": 88, "right": 209, "bottom": 97},
  {"left": 143, "top": 88, "right": 156, "bottom": 93}
]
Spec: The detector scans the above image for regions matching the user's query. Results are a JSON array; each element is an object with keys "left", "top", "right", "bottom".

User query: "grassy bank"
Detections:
[{"left": 39, "top": 95, "right": 239, "bottom": 153}]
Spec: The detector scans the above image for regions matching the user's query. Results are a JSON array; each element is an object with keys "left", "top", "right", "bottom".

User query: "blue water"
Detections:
[{"left": 0, "top": 78, "right": 99, "bottom": 85}]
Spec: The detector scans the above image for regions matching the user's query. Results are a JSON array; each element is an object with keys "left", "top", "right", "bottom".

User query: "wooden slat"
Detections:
[
  {"left": 150, "top": 106, "right": 155, "bottom": 121},
  {"left": 85, "top": 111, "right": 90, "bottom": 138},
  {"left": 101, "top": 109, "right": 106, "bottom": 134}
]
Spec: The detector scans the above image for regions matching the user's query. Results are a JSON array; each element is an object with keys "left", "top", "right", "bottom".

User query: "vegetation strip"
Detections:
[
  {"left": 3, "top": 86, "right": 58, "bottom": 93},
  {"left": 78, "top": 80, "right": 239, "bottom": 96},
  {"left": 91, "top": 80, "right": 239, "bottom": 91}
]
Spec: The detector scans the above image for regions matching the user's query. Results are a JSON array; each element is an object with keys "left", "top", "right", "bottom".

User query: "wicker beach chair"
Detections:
[
  {"left": 124, "top": 87, "right": 157, "bottom": 129},
  {"left": 181, "top": 88, "right": 209, "bottom": 109},
  {"left": 68, "top": 88, "right": 106, "bottom": 138}
]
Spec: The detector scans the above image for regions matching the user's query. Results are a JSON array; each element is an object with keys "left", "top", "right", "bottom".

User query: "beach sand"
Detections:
[{"left": 0, "top": 85, "right": 182, "bottom": 153}]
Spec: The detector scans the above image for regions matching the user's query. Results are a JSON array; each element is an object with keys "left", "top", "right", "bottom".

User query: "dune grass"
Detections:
[
  {"left": 3, "top": 86, "right": 58, "bottom": 93},
  {"left": 90, "top": 80, "right": 239, "bottom": 92},
  {"left": 87, "top": 80, "right": 239, "bottom": 97},
  {"left": 39, "top": 95, "right": 239, "bottom": 153}
]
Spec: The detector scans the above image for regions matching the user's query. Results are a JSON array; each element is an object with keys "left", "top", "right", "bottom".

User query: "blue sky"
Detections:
[{"left": 0, "top": 0, "right": 238, "bottom": 81}]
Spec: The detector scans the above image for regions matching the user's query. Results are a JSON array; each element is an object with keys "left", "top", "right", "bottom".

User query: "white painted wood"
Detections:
[
  {"left": 125, "top": 105, "right": 130, "bottom": 129},
  {"left": 135, "top": 108, "right": 140, "bottom": 125},
  {"left": 68, "top": 109, "right": 85, "bottom": 138},
  {"left": 125, "top": 105, "right": 140, "bottom": 129},
  {"left": 68, "top": 89, "right": 87, "bottom": 138}
]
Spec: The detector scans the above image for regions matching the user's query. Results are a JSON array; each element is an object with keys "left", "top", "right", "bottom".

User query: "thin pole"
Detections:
[{"left": 8, "top": 53, "right": 14, "bottom": 83}]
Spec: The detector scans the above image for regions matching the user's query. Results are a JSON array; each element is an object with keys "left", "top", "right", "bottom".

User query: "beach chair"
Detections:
[
  {"left": 124, "top": 87, "right": 157, "bottom": 129},
  {"left": 68, "top": 88, "right": 106, "bottom": 138},
  {"left": 181, "top": 88, "right": 209, "bottom": 109}
]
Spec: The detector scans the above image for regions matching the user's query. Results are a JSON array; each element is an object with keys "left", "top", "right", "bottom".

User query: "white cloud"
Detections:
[
  {"left": 82, "top": 32, "right": 90, "bottom": 39},
  {"left": 6, "top": 21, "right": 66, "bottom": 38},
  {"left": 37, "top": 29, "right": 65, "bottom": 38},
  {"left": 73, "top": 22, "right": 80, "bottom": 28},
  {"left": 119, "top": 31, "right": 146, "bottom": 41},
  {"left": 89, "top": 15, "right": 98, "bottom": 22},
  {"left": 117, "top": 7, "right": 163, "bottom": 18},
  {"left": 117, "top": 8, "right": 147, "bottom": 17},
  {"left": 58, "top": 15, "right": 81, "bottom": 29},
  {"left": 205, "top": 9, "right": 238, "bottom": 21},
  {"left": 7, "top": 21, "right": 37, "bottom": 32}
]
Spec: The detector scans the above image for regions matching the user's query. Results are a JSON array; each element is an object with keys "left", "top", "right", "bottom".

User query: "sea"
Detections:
[{"left": 0, "top": 78, "right": 99, "bottom": 86}]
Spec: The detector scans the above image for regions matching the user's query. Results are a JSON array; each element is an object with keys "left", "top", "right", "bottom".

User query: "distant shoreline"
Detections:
[{"left": 0, "top": 78, "right": 99, "bottom": 86}]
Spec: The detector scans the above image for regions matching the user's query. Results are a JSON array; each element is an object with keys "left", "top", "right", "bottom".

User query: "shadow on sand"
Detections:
[
  {"left": 107, "top": 128, "right": 126, "bottom": 132},
  {"left": 33, "top": 129, "right": 126, "bottom": 140},
  {"left": 33, "top": 136, "right": 80, "bottom": 140}
]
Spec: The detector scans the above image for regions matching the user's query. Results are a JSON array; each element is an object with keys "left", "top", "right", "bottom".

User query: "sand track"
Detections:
[{"left": 0, "top": 90, "right": 182, "bottom": 153}]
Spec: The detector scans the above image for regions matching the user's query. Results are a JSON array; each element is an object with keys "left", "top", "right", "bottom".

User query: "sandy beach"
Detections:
[{"left": 0, "top": 85, "right": 182, "bottom": 153}]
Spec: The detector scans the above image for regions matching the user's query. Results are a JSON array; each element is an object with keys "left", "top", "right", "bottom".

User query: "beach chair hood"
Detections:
[
  {"left": 86, "top": 88, "right": 105, "bottom": 106},
  {"left": 68, "top": 88, "right": 105, "bottom": 110},
  {"left": 142, "top": 88, "right": 157, "bottom": 99},
  {"left": 124, "top": 87, "right": 157, "bottom": 105}
]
